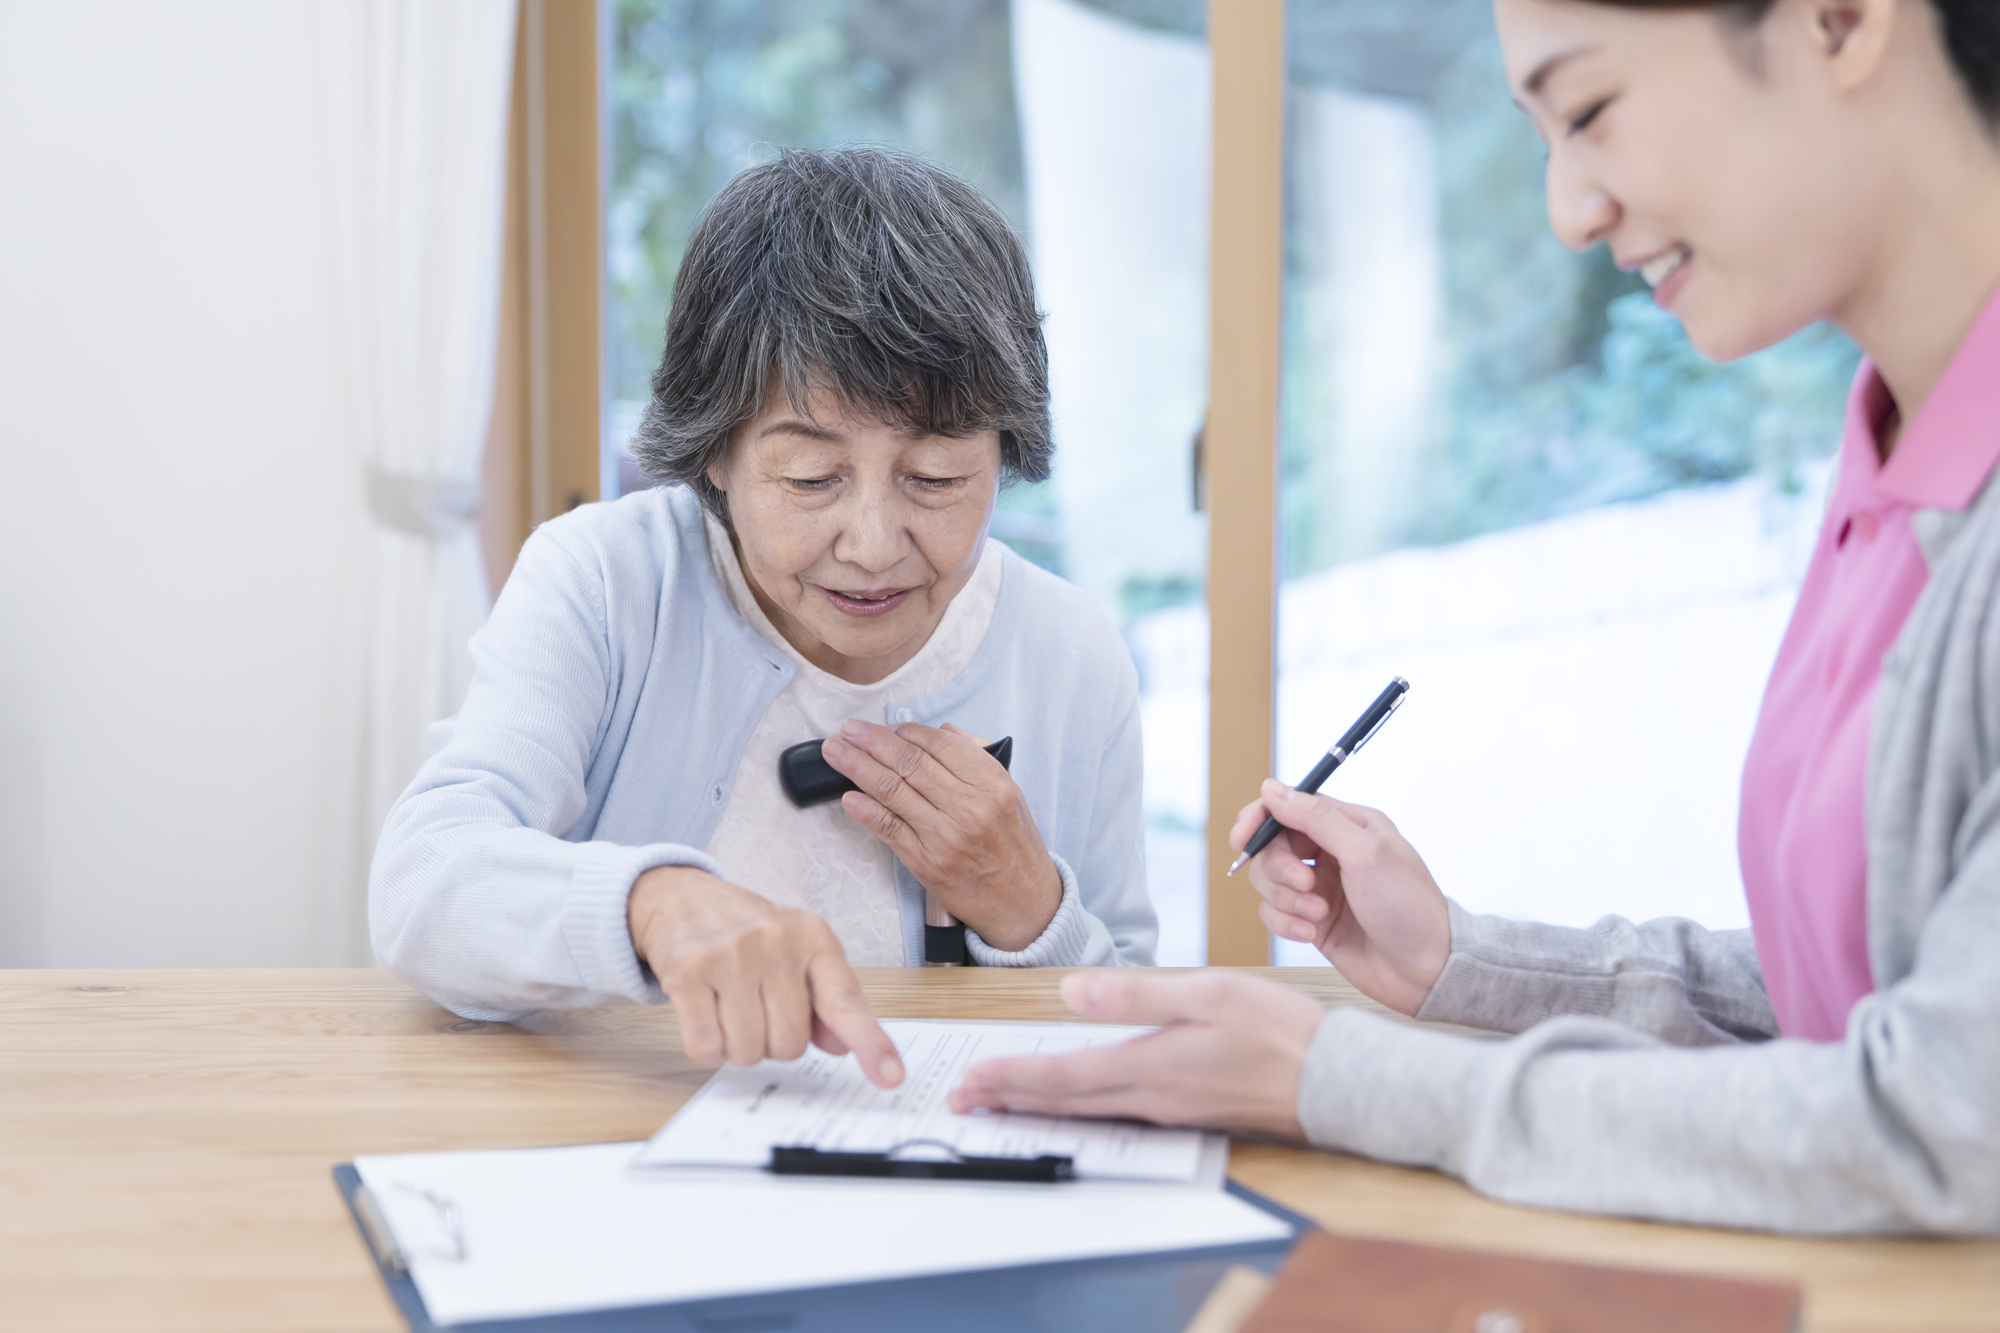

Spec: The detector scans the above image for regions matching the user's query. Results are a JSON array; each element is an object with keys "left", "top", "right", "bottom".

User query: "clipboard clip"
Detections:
[
  {"left": 353, "top": 1182, "right": 468, "bottom": 1272},
  {"left": 769, "top": 1139, "right": 1075, "bottom": 1184}
]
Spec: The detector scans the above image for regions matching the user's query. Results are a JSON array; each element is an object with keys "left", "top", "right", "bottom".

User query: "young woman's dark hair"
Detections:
[
  {"left": 632, "top": 147, "right": 1052, "bottom": 528},
  {"left": 1590, "top": 0, "right": 1999, "bottom": 120}
]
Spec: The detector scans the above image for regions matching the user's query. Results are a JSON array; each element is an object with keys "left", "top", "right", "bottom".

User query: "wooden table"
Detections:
[{"left": 3, "top": 969, "right": 1995, "bottom": 1332}]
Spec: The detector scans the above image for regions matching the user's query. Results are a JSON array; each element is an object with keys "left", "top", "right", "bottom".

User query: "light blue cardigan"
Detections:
[{"left": 370, "top": 485, "right": 1157, "bottom": 1021}]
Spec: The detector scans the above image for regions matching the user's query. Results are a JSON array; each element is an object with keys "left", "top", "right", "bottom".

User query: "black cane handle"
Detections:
[{"left": 778, "top": 735, "right": 1013, "bottom": 809}]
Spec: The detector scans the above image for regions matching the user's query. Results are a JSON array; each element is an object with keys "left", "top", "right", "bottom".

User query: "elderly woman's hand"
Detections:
[
  {"left": 627, "top": 865, "right": 904, "bottom": 1087},
  {"left": 822, "top": 719, "right": 1063, "bottom": 951}
]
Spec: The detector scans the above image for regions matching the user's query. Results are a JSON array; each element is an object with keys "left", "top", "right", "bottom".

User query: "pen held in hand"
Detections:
[{"left": 1226, "top": 677, "right": 1409, "bottom": 877}]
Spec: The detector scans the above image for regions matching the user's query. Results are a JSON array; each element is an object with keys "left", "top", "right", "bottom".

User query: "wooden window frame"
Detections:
[
  {"left": 1205, "top": 0, "right": 1285, "bottom": 964},
  {"left": 481, "top": 0, "right": 605, "bottom": 598}
]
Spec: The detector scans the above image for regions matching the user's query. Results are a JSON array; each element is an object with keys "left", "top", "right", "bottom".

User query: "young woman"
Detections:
[
  {"left": 952, "top": 0, "right": 2000, "bottom": 1233},
  {"left": 372, "top": 149, "right": 1155, "bottom": 1089}
]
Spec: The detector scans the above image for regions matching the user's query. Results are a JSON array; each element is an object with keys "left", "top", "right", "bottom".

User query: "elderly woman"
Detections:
[{"left": 371, "top": 148, "right": 1154, "bottom": 1088}]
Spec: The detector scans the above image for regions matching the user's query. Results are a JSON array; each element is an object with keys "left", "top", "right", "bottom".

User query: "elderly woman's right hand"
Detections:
[{"left": 626, "top": 866, "right": 904, "bottom": 1087}]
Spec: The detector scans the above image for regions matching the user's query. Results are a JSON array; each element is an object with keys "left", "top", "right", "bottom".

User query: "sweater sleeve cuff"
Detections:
[
  {"left": 964, "top": 854, "right": 1094, "bottom": 967},
  {"left": 1414, "top": 899, "right": 1619, "bottom": 1034},
  {"left": 1296, "top": 1006, "right": 1508, "bottom": 1174},
  {"left": 562, "top": 841, "right": 724, "bottom": 1005}
]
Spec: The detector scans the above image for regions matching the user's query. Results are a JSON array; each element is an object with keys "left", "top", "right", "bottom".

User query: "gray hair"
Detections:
[{"left": 630, "top": 147, "right": 1052, "bottom": 525}]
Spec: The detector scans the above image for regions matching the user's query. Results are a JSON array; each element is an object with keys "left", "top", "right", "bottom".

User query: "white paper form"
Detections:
[
  {"left": 353, "top": 1142, "right": 1293, "bottom": 1328},
  {"left": 632, "top": 1020, "right": 1206, "bottom": 1182}
]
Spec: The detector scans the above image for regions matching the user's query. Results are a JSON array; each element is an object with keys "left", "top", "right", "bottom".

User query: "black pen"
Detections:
[{"left": 1226, "top": 677, "right": 1409, "bottom": 876}]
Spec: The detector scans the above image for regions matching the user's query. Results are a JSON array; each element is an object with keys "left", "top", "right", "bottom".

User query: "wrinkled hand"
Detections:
[
  {"left": 948, "top": 971, "right": 1323, "bottom": 1137},
  {"left": 1234, "top": 781, "right": 1451, "bottom": 1017},
  {"left": 627, "top": 865, "right": 903, "bottom": 1087},
  {"left": 823, "top": 720, "right": 1062, "bottom": 951}
]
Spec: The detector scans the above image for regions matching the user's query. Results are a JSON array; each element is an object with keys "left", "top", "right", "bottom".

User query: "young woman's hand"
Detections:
[
  {"left": 1234, "top": 781, "right": 1452, "bottom": 1017},
  {"left": 823, "top": 719, "right": 1063, "bottom": 951},
  {"left": 948, "top": 970, "right": 1323, "bottom": 1136},
  {"left": 626, "top": 865, "right": 903, "bottom": 1087}
]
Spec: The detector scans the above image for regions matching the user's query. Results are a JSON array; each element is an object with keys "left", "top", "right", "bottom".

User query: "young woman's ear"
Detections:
[{"left": 1803, "top": 0, "right": 1897, "bottom": 94}]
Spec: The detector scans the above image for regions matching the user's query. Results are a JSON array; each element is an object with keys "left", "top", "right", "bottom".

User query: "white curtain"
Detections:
[{"left": 317, "top": 1, "right": 517, "bottom": 962}]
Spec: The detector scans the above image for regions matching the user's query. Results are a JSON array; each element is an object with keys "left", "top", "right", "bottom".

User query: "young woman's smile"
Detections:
[{"left": 1626, "top": 242, "right": 1696, "bottom": 308}]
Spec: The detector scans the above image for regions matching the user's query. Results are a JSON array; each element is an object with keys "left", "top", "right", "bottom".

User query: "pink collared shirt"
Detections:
[{"left": 1738, "top": 288, "right": 2000, "bottom": 1041}]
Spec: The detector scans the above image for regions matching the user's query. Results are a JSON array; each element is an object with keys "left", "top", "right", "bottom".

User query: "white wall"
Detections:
[{"left": 0, "top": 4, "right": 366, "bottom": 965}]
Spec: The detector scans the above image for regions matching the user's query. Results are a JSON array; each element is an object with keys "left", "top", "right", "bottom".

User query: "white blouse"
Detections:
[{"left": 700, "top": 513, "right": 1005, "bottom": 966}]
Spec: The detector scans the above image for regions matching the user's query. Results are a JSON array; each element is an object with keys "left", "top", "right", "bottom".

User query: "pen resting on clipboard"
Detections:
[{"left": 777, "top": 735, "right": 1015, "bottom": 966}]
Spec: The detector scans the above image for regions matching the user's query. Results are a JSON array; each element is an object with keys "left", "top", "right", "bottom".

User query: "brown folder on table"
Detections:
[{"left": 1237, "top": 1230, "right": 1801, "bottom": 1333}]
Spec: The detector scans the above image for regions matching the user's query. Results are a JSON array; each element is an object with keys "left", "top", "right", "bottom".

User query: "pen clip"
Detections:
[{"left": 1348, "top": 689, "right": 1405, "bottom": 758}]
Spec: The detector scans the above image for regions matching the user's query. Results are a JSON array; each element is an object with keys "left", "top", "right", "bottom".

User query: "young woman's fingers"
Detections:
[
  {"left": 1319, "top": 793, "right": 1399, "bottom": 838},
  {"left": 805, "top": 951, "right": 904, "bottom": 1088},
  {"left": 1060, "top": 967, "right": 1300, "bottom": 1028},
  {"left": 949, "top": 1079, "right": 1153, "bottom": 1121},
  {"left": 1052, "top": 969, "right": 1246, "bottom": 1028},
  {"left": 1229, "top": 797, "right": 1273, "bottom": 850},
  {"left": 669, "top": 982, "right": 725, "bottom": 1067},
  {"left": 1247, "top": 865, "right": 1327, "bottom": 922},
  {"left": 954, "top": 1040, "right": 1152, "bottom": 1110},
  {"left": 950, "top": 1021, "right": 1228, "bottom": 1122},
  {"left": 1246, "top": 829, "right": 1324, "bottom": 907},
  {"left": 1258, "top": 781, "right": 1379, "bottom": 870},
  {"left": 1260, "top": 897, "right": 1322, "bottom": 944}
]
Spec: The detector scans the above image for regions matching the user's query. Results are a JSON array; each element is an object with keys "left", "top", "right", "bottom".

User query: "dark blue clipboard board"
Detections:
[{"left": 335, "top": 1160, "right": 1311, "bottom": 1332}]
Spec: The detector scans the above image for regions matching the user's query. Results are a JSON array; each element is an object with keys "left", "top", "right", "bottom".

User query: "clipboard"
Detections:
[{"left": 334, "top": 1160, "right": 1311, "bottom": 1333}]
